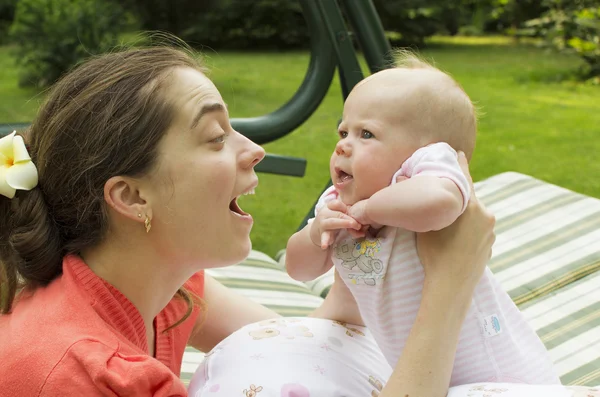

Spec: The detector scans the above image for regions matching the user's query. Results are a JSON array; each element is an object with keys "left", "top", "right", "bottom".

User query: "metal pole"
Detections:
[{"left": 340, "top": 0, "right": 393, "bottom": 73}]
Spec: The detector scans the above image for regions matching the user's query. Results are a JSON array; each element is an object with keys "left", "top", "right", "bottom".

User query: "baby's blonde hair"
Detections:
[{"left": 388, "top": 49, "right": 478, "bottom": 160}]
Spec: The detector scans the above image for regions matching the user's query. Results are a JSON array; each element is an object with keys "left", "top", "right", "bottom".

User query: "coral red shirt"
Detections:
[{"left": 0, "top": 255, "right": 204, "bottom": 396}]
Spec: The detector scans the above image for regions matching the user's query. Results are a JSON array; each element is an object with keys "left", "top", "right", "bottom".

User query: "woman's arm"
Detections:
[
  {"left": 380, "top": 273, "right": 475, "bottom": 397},
  {"left": 188, "top": 274, "right": 280, "bottom": 352},
  {"left": 380, "top": 152, "right": 496, "bottom": 397}
]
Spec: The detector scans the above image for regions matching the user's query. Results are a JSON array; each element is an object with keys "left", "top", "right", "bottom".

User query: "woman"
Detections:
[{"left": 0, "top": 45, "right": 494, "bottom": 397}]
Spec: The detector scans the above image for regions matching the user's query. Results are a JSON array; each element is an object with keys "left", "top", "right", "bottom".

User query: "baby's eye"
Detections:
[
  {"left": 338, "top": 130, "right": 348, "bottom": 139},
  {"left": 361, "top": 130, "right": 374, "bottom": 139}
]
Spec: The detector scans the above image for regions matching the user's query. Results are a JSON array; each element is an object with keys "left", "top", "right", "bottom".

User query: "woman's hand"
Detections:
[
  {"left": 380, "top": 152, "right": 496, "bottom": 397},
  {"left": 416, "top": 151, "right": 495, "bottom": 295}
]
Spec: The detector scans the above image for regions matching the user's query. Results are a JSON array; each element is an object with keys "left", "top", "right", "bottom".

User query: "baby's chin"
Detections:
[{"left": 338, "top": 192, "right": 358, "bottom": 207}]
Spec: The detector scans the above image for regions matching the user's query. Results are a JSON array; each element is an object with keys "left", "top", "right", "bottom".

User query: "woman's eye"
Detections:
[
  {"left": 339, "top": 131, "right": 348, "bottom": 139},
  {"left": 211, "top": 134, "right": 226, "bottom": 144},
  {"left": 361, "top": 130, "right": 374, "bottom": 139}
]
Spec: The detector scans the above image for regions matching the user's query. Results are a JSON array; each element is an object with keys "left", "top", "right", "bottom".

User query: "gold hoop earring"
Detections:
[{"left": 144, "top": 216, "right": 151, "bottom": 233}]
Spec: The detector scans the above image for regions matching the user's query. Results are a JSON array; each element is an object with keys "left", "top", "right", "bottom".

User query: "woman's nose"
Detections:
[{"left": 241, "top": 135, "right": 265, "bottom": 169}]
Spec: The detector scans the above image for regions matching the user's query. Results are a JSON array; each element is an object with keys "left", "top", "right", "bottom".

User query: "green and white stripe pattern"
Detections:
[{"left": 180, "top": 172, "right": 600, "bottom": 386}]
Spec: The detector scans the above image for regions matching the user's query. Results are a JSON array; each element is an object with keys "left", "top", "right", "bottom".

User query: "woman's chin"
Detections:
[
  {"left": 223, "top": 240, "right": 252, "bottom": 267},
  {"left": 195, "top": 238, "right": 252, "bottom": 270}
]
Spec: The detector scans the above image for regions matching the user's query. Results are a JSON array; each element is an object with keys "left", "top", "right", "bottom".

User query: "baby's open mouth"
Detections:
[{"left": 335, "top": 167, "right": 353, "bottom": 183}]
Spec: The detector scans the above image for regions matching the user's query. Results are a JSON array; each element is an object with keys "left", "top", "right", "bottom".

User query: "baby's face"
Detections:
[{"left": 330, "top": 72, "right": 421, "bottom": 205}]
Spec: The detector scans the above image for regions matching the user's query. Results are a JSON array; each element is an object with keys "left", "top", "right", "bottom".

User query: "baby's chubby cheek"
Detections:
[{"left": 357, "top": 176, "right": 391, "bottom": 200}]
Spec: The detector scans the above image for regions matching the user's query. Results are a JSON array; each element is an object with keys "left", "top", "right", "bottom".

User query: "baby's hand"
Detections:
[
  {"left": 348, "top": 199, "right": 383, "bottom": 230},
  {"left": 311, "top": 200, "right": 362, "bottom": 250}
]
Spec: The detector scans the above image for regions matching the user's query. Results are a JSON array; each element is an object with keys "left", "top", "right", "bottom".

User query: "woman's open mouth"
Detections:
[{"left": 229, "top": 188, "right": 255, "bottom": 219}]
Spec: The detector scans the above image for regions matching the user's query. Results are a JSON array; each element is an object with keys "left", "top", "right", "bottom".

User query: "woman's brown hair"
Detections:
[{"left": 0, "top": 45, "right": 204, "bottom": 327}]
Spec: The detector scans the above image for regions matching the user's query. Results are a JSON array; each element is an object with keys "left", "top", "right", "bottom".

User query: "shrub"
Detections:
[
  {"left": 523, "top": 0, "right": 600, "bottom": 79},
  {"left": 0, "top": 0, "right": 18, "bottom": 44},
  {"left": 458, "top": 25, "right": 485, "bottom": 36},
  {"left": 10, "top": 0, "right": 126, "bottom": 88},
  {"left": 182, "top": 0, "right": 308, "bottom": 49},
  {"left": 121, "top": 0, "right": 309, "bottom": 50}
]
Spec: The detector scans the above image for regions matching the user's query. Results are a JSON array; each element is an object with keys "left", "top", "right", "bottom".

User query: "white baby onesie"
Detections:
[{"left": 318, "top": 142, "right": 560, "bottom": 385}]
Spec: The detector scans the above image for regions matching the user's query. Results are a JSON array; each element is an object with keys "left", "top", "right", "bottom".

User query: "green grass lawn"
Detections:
[{"left": 1, "top": 36, "right": 599, "bottom": 256}]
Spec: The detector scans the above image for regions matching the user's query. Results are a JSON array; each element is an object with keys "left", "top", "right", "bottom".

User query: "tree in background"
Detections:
[
  {"left": 121, "top": 0, "right": 309, "bottom": 50},
  {"left": 10, "top": 0, "right": 127, "bottom": 87},
  {"left": 120, "top": 0, "right": 215, "bottom": 37},
  {"left": 372, "top": 0, "right": 446, "bottom": 46},
  {"left": 370, "top": 0, "right": 547, "bottom": 44},
  {"left": 523, "top": 0, "right": 600, "bottom": 79},
  {"left": 0, "top": 0, "right": 17, "bottom": 44},
  {"left": 486, "top": 0, "right": 546, "bottom": 35}
]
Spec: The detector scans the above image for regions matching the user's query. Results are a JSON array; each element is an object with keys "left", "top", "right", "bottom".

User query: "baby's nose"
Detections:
[{"left": 335, "top": 140, "right": 352, "bottom": 156}]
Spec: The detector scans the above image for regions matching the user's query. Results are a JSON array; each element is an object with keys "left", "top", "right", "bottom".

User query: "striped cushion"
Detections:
[
  {"left": 280, "top": 172, "right": 600, "bottom": 302},
  {"left": 521, "top": 271, "right": 600, "bottom": 386},
  {"left": 180, "top": 172, "right": 600, "bottom": 386},
  {"left": 480, "top": 172, "right": 600, "bottom": 307},
  {"left": 205, "top": 250, "right": 324, "bottom": 317}
]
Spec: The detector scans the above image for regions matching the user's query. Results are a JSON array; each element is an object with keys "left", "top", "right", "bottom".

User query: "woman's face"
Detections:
[{"left": 145, "top": 67, "right": 264, "bottom": 269}]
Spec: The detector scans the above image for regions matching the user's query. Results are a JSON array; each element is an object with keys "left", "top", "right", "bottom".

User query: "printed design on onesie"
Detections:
[
  {"left": 369, "top": 375, "right": 384, "bottom": 397},
  {"left": 466, "top": 385, "right": 508, "bottom": 396},
  {"left": 334, "top": 237, "right": 384, "bottom": 286},
  {"left": 332, "top": 321, "right": 366, "bottom": 338},
  {"left": 243, "top": 384, "right": 263, "bottom": 396},
  {"left": 248, "top": 318, "right": 314, "bottom": 340},
  {"left": 281, "top": 384, "right": 310, "bottom": 396}
]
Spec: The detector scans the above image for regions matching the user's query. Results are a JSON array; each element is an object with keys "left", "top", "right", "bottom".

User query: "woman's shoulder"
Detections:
[
  {"left": 183, "top": 270, "right": 205, "bottom": 297},
  {"left": 40, "top": 339, "right": 187, "bottom": 396},
  {"left": 0, "top": 337, "right": 187, "bottom": 396},
  {"left": 0, "top": 290, "right": 120, "bottom": 395},
  {"left": 0, "top": 272, "right": 117, "bottom": 394}
]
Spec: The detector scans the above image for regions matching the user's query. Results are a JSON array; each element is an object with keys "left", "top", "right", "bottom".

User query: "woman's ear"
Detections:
[{"left": 104, "top": 176, "right": 149, "bottom": 222}]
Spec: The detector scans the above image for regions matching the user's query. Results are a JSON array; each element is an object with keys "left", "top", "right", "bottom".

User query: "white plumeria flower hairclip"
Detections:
[{"left": 0, "top": 131, "right": 39, "bottom": 199}]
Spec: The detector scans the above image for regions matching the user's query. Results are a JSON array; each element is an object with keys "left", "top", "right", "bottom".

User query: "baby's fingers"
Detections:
[
  {"left": 326, "top": 199, "right": 348, "bottom": 213},
  {"left": 321, "top": 231, "right": 333, "bottom": 249},
  {"left": 348, "top": 228, "right": 366, "bottom": 239},
  {"left": 320, "top": 217, "right": 361, "bottom": 232}
]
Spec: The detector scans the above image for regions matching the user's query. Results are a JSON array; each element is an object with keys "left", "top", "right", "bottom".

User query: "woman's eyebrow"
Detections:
[{"left": 190, "top": 102, "right": 227, "bottom": 129}]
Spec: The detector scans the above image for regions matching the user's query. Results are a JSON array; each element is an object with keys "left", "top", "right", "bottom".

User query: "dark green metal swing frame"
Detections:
[{"left": 0, "top": 0, "right": 392, "bottom": 228}]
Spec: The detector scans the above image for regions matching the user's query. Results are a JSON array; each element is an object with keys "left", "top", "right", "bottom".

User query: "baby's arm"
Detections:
[
  {"left": 310, "top": 269, "right": 364, "bottom": 326},
  {"left": 350, "top": 143, "right": 469, "bottom": 233},
  {"left": 286, "top": 198, "right": 362, "bottom": 281},
  {"left": 286, "top": 225, "right": 332, "bottom": 281},
  {"left": 368, "top": 176, "right": 463, "bottom": 232}
]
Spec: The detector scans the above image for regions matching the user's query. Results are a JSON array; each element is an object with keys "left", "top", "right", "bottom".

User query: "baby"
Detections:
[{"left": 286, "top": 53, "right": 560, "bottom": 386}]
